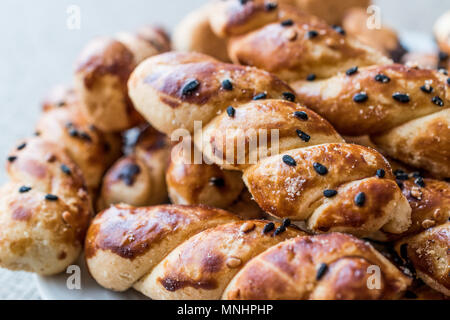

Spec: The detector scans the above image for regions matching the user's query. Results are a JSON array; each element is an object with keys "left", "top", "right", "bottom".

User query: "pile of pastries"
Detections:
[{"left": 0, "top": 0, "right": 448, "bottom": 300}]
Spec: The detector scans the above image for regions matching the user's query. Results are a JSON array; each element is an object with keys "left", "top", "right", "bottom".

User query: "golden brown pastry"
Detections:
[
  {"left": 74, "top": 26, "right": 170, "bottom": 132},
  {"left": 98, "top": 126, "right": 170, "bottom": 209},
  {"left": 85, "top": 205, "right": 410, "bottom": 300},
  {"left": 342, "top": 8, "right": 407, "bottom": 62},
  {"left": 129, "top": 52, "right": 411, "bottom": 237},
  {"left": 293, "top": 64, "right": 450, "bottom": 178},
  {"left": 208, "top": 1, "right": 390, "bottom": 81},
  {"left": 36, "top": 86, "right": 122, "bottom": 194},
  {"left": 434, "top": 11, "right": 450, "bottom": 56},
  {"left": 0, "top": 137, "right": 92, "bottom": 275}
]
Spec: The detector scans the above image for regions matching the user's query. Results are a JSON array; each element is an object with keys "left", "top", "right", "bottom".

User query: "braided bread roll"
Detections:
[
  {"left": 85, "top": 204, "right": 410, "bottom": 300},
  {"left": 97, "top": 126, "right": 170, "bottom": 209},
  {"left": 209, "top": 1, "right": 391, "bottom": 81},
  {"left": 74, "top": 26, "right": 170, "bottom": 132},
  {"left": 129, "top": 52, "right": 411, "bottom": 237},
  {"left": 0, "top": 137, "right": 92, "bottom": 275},
  {"left": 292, "top": 64, "right": 450, "bottom": 178},
  {"left": 36, "top": 85, "right": 122, "bottom": 194}
]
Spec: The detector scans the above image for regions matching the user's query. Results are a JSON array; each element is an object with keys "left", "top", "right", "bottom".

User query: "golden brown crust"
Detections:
[
  {"left": 223, "top": 233, "right": 411, "bottom": 300},
  {"left": 0, "top": 137, "right": 92, "bottom": 275},
  {"left": 395, "top": 222, "right": 450, "bottom": 296}
]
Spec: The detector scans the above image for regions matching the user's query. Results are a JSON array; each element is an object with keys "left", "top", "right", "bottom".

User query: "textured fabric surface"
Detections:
[{"left": 0, "top": 0, "right": 447, "bottom": 300}]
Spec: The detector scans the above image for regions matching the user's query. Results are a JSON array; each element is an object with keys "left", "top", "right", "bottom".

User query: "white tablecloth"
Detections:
[{"left": 0, "top": 269, "right": 40, "bottom": 300}]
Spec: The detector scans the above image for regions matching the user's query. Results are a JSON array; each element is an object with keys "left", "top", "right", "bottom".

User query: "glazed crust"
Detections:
[
  {"left": 128, "top": 52, "right": 294, "bottom": 135},
  {"left": 74, "top": 26, "right": 170, "bottom": 132},
  {"left": 395, "top": 222, "right": 450, "bottom": 296},
  {"left": 223, "top": 233, "right": 411, "bottom": 300},
  {"left": 0, "top": 137, "right": 92, "bottom": 275},
  {"left": 98, "top": 127, "right": 170, "bottom": 209}
]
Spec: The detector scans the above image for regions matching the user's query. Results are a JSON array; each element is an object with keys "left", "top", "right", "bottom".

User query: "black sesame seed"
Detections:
[
  {"left": 7, "top": 156, "right": 17, "bottom": 163},
  {"left": 331, "top": 25, "right": 345, "bottom": 35},
  {"left": 353, "top": 92, "right": 368, "bottom": 103},
  {"left": 431, "top": 96, "right": 444, "bottom": 107},
  {"left": 306, "top": 73, "right": 316, "bottom": 81},
  {"left": 68, "top": 128, "right": 78, "bottom": 137},
  {"left": 79, "top": 131, "right": 92, "bottom": 142},
  {"left": 17, "top": 143, "right": 26, "bottom": 151},
  {"left": 281, "top": 19, "right": 294, "bottom": 27},
  {"left": 181, "top": 79, "right": 200, "bottom": 96},
  {"left": 61, "top": 164, "right": 71, "bottom": 175},
  {"left": 282, "top": 92, "right": 296, "bottom": 102},
  {"left": 273, "top": 225, "right": 286, "bottom": 236},
  {"left": 376, "top": 169, "right": 386, "bottom": 178},
  {"left": 19, "top": 186, "right": 32, "bottom": 193},
  {"left": 262, "top": 222, "right": 275, "bottom": 234},
  {"left": 414, "top": 177, "right": 425, "bottom": 188},
  {"left": 296, "top": 129, "right": 310, "bottom": 142},
  {"left": 265, "top": 2, "right": 277, "bottom": 11},
  {"left": 118, "top": 163, "right": 141, "bottom": 186},
  {"left": 226, "top": 106, "right": 236, "bottom": 118},
  {"left": 374, "top": 74, "right": 390, "bottom": 83},
  {"left": 293, "top": 111, "right": 308, "bottom": 120},
  {"left": 282, "top": 155, "right": 297, "bottom": 167},
  {"left": 439, "top": 51, "right": 449, "bottom": 61},
  {"left": 307, "top": 30, "right": 319, "bottom": 39},
  {"left": 316, "top": 263, "right": 328, "bottom": 280},
  {"left": 323, "top": 189, "right": 338, "bottom": 198},
  {"left": 221, "top": 79, "right": 233, "bottom": 91},
  {"left": 354, "top": 192, "right": 366, "bottom": 207},
  {"left": 253, "top": 92, "right": 267, "bottom": 100},
  {"left": 346, "top": 66, "right": 358, "bottom": 76},
  {"left": 313, "top": 162, "right": 328, "bottom": 175},
  {"left": 447, "top": 78, "right": 450, "bottom": 85},
  {"left": 420, "top": 84, "right": 433, "bottom": 93},
  {"left": 410, "top": 171, "right": 422, "bottom": 179},
  {"left": 392, "top": 92, "right": 410, "bottom": 103},
  {"left": 209, "top": 177, "right": 225, "bottom": 187},
  {"left": 282, "top": 218, "right": 291, "bottom": 228},
  {"left": 45, "top": 194, "right": 59, "bottom": 201}
]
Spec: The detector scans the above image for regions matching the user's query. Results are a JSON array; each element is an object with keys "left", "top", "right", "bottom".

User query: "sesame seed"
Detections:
[
  {"left": 376, "top": 169, "right": 385, "bottom": 178},
  {"left": 331, "top": 25, "right": 345, "bottom": 35},
  {"left": 226, "top": 106, "right": 236, "bottom": 118},
  {"left": 282, "top": 155, "right": 297, "bottom": 167},
  {"left": 323, "top": 189, "right": 337, "bottom": 198},
  {"left": 262, "top": 222, "right": 275, "bottom": 234},
  {"left": 439, "top": 51, "right": 449, "bottom": 61},
  {"left": 45, "top": 194, "right": 59, "bottom": 201},
  {"left": 431, "top": 96, "right": 444, "bottom": 106},
  {"left": 19, "top": 186, "right": 32, "bottom": 193},
  {"left": 306, "top": 73, "right": 316, "bottom": 81},
  {"left": 313, "top": 162, "right": 328, "bottom": 175},
  {"left": 265, "top": 2, "right": 277, "bottom": 11},
  {"left": 79, "top": 131, "right": 92, "bottom": 142},
  {"left": 209, "top": 177, "right": 225, "bottom": 187},
  {"left": 118, "top": 163, "right": 141, "bottom": 186},
  {"left": 414, "top": 177, "right": 425, "bottom": 188},
  {"left": 346, "top": 66, "right": 358, "bottom": 76},
  {"left": 221, "top": 79, "right": 233, "bottom": 91},
  {"left": 354, "top": 192, "right": 366, "bottom": 207},
  {"left": 253, "top": 92, "right": 267, "bottom": 100},
  {"left": 181, "top": 79, "right": 200, "bottom": 96},
  {"left": 447, "top": 78, "right": 450, "bottom": 85},
  {"left": 293, "top": 111, "right": 308, "bottom": 120},
  {"left": 7, "top": 156, "right": 17, "bottom": 163},
  {"left": 438, "top": 68, "right": 448, "bottom": 75},
  {"left": 374, "top": 74, "right": 390, "bottom": 83},
  {"left": 17, "top": 143, "right": 26, "bottom": 151},
  {"left": 68, "top": 128, "right": 78, "bottom": 137},
  {"left": 60, "top": 164, "right": 71, "bottom": 175},
  {"left": 420, "top": 84, "right": 433, "bottom": 93},
  {"left": 282, "top": 92, "right": 296, "bottom": 102},
  {"left": 296, "top": 129, "right": 310, "bottom": 142},
  {"left": 273, "top": 225, "right": 286, "bottom": 236},
  {"left": 281, "top": 19, "right": 294, "bottom": 27},
  {"left": 392, "top": 92, "right": 410, "bottom": 103},
  {"left": 353, "top": 92, "right": 368, "bottom": 103},
  {"left": 282, "top": 218, "right": 291, "bottom": 228},
  {"left": 316, "top": 263, "right": 328, "bottom": 280},
  {"left": 307, "top": 30, "right": 319, "bottom": 39}
]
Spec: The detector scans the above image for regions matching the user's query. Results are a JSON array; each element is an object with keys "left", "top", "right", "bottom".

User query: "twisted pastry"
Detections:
[
  {"left": 36, "top": 85, "right": 122, "bottom": 194},
  {"left": 0, "top": 137, "right": 92, "bottom": 275},
  {"left": 74, "top": 25, "right": 170, "bottom": 132},
  {"left": 97, "top": 126, "right": 170, "bottom": 209},
  {"left": 85, "top": 204, "right": 410, "bottom": 300},
  {"left": 128, "top": 52, "right": 411, "bottom": 237},
  {"left": 292, "top": 64, "right": 450, "bottom": 178}
]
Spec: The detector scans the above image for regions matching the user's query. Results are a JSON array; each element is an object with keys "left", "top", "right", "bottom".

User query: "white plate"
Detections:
[{"left": 34, "top": 32, "right": 437, "bottom": 300}]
